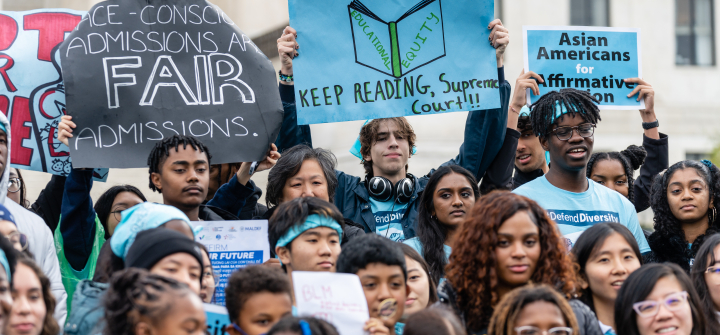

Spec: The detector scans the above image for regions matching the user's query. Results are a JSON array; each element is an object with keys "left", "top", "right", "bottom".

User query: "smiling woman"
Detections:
[{"left": 645, "top": 160, "right": 720, "bottom": 272}]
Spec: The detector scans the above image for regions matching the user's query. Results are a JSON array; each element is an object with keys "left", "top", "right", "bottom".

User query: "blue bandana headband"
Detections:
[
  {"left": 0, "top": 249, "right": 10, "bottom": 284},
  {"left": 275, "top": 214, "right": 343, "bottom": 249},
  {"left": 0, "top": 122, "right": 6, "bottom": 135}
]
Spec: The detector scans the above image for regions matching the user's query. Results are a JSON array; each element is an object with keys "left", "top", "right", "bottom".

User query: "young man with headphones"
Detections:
[{"left": 270, "top": 20, "right": 511, "bottom": 242}]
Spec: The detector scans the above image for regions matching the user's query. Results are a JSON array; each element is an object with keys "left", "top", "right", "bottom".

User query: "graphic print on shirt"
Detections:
[
  {"left": 546, "top": 209, "right": 620, "bottom": 249},
  {"left": 370, "top": 198, "right": 408, "bottom": 242}
]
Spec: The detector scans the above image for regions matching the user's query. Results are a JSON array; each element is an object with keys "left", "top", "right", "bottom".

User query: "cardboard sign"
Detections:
[
  {"left": 204, "top": 303, "right": 231, "bottom": 335},
  {"left": 59, "top": 0, "right": 283, "bottom": 168},
  {"left": 0, "top": 9, "right": 108, "bottom": 180},
  {"left": 293, "top": 271, "right": 369, "bottom": 335},
  {"left": 289, "top": 0, "right": 500, "bottom": 125},
  {"left": 194, "top": 220, "right": 269, "bottom": 306},
  {"left": 523, "top": 26, "right": 643, "bottom": 110}
]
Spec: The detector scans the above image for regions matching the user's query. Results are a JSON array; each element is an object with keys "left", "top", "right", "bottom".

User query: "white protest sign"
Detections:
[
  {"left": 194, "top": 220, "right": 269, "bottom": 305},
  {"left": 293, "top": 271, "right": 369, "bottom": 335}
]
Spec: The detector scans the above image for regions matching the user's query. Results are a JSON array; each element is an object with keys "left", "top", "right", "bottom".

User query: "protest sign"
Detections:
[
  {"left": 0, "top": 9, "right": 108, "bottom": 180},
  {"left": 523, "top": 26, "right": 643, "bottom": 110},
  {"left": 293, "top": 271, "right": 369, "bottom": 335},
  {"left": 204, "top": 303, "right": 230, "bottom": 335},
  {"left": 59, "top": 0, "right": 284, "bottom": 169},
  {"left": 289, "top": 0, "right": 500, "bottom": 125},
  {"left": 194, "top": 220, "right": 269, "bottom": 305}
]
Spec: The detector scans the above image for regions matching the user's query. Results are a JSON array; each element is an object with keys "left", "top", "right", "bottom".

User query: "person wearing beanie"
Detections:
[
  {"left": 110, "top": 202, "right": 197, "bottom": 261},
  {"left": 125, "top": 228, "right": 203, "bottom": 294}
]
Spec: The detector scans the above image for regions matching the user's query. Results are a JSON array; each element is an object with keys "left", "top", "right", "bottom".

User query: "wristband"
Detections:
[
  {"left": 642, "top": 120, "right": 659, "bottom": 130},
  {"left": 510, "top": 105, "right": 520, "bottom": 115},
  {"left": 279, "top": 70, "right": 293, "bottom": 83}
]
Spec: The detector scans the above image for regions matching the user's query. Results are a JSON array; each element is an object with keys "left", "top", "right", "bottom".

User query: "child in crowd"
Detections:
[
  {"left": 690, "top": 233, "right": 720, "bottom": 324},
  {"left": 267, "top": 317, "right": 339, "bottom": 335},
  {"left": 404, "top": 306, "right": 466, "bottom": 335},
  {"left": 399, "top": 244, "right": 437, "bottom": 321},
  {"left": 6, "top": 255, "right": 59, "bottom": 335},
  {"left": 403, "top": 165, "right": 478, "bottom": 284},
  {"left": 268, "top": 197, "right": 344, "bottom": 303},
  {"left": 225, "top": 265, "right": 293, "bottom": 335},
  {"left": 571, "top": 223, "right": 643, "bottom": 335},
  {"left": 273, "top": 20, "right": 511, "bottom": 242},
  {"left": 104, "top": 268, "right": 206, "bottom": 335},
  {"left": 615, "top": 263, "right": 713, "bottom": 335},
  {"left": 440, "top": 191, "right": 600, "bottom": 335},
  {"left": 645, "top": 160, "right": 720, "bottom": 271},
  {"left": 513, "top": 88, "right": 649, "bottom": 251},
  {"left": 337, "top": 234, "right": 408, "bottom": 335},
  {"left": 487, "top": 284, "right": 579, "bottom": 335}
]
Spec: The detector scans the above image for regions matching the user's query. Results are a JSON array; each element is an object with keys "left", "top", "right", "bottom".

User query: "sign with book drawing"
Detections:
[{"left": 289, "top": 0, "right": 500, "bottom": 124}]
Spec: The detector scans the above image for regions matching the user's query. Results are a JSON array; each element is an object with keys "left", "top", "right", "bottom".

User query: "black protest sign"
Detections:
[{"left": 60, "top": 0, "right": 283, "bottom": 168}]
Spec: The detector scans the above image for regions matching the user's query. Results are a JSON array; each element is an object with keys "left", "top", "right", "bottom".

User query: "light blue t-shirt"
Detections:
[
  {"left": 513, "top": 176, "right": 650, "bottom": 253},
  {"left": 403, "top": 237, "right": 451, "bottom": 261},
  {"left": 369, "top": 198, "right": 408, "bottom": 242}
]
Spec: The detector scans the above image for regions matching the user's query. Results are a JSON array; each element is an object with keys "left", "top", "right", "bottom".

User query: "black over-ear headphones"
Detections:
[{"left": 365, "top": 174, "right": 415, "bottom": 204}]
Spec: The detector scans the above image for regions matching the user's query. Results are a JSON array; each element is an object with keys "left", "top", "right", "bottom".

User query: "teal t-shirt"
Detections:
[
  {"left": 514, "top": 176, "right": 650, "bottom": 253},
  {"left": 369, "top": 198, "right": 408, "bottom": 242},
  {"left": 403, "top": 237, "right": 451, "bottom": 261}
]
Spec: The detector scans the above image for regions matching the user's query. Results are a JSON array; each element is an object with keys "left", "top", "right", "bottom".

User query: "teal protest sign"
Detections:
[
  {"left": 289, "top": 0, "right": 500, "bottom": 125},
  {"left": 523, "top": 26, "right": 643, "bottom": 110}
]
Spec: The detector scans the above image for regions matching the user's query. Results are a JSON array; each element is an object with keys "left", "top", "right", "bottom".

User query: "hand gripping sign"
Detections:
[{"left": 60, "top": 0, "right": 283, "bottom": 168}]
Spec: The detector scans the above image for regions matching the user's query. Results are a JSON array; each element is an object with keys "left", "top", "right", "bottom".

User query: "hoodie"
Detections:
[{"left": 0, "top": 113, "right": 67, "bottom": 327}]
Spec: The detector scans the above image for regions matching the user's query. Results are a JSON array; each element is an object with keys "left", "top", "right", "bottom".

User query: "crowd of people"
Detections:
[{"left": 0, "top": 16, "right": 714, "bottom": 335}]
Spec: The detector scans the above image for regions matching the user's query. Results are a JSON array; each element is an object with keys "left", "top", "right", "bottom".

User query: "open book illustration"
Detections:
[{"left": 348, "top": 0, "right": 445, "bottom": 78}]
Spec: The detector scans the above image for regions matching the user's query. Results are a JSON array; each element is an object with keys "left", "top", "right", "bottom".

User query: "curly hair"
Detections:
[
  {"left": 16, "top": 255, "right": 59, "bottom": 335},
  {"left": 488, "top": 284, "right": 579, "bottom": 335},
  {"left": 529, "top": 89, "right": 601, "bottom": 139},
  {"left": 587, "top": 145, "right": 647, "bottom": 203},
  {"left": 359, "top": 117, "right": 416, "bottom": 177},
  {"left": 445, "top": 191, "right": 576, "bottom": 331},
  {"left": 417, "top": 165, "right": 479, "bottom": 284},
  {"left": 649, "top": 160, "right": 720, "bottom": 238}
]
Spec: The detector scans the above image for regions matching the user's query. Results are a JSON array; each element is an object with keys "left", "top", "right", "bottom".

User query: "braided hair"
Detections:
[
  {"left": 147, "top": 135, "right": 211, "bottom": 193},
  {"left": 104, "top": 268, "right": 195, "bottom": 335},
  {"left": 529, "top": 89, "right": 601, "bottom": 138},
  {"left": 586, "top": 145, "right": 647, "bottom": 202}
]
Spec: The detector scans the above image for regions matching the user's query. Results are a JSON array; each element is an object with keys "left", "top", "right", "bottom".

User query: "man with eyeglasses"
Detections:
[{"left": 513, "top": 88, "right": 649, "bottom": 253}]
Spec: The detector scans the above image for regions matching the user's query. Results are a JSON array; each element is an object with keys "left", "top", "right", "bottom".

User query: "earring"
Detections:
[{"left": 712, "top": 207, "right": 717, "bottom": 223}]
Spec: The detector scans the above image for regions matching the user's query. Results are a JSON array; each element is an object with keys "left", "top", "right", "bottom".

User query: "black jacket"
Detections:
[
  {"left": 436, "top": 280, "right": 602, "bottom": 335},
  {"left": 479, "top": 129, "right": 520, "bottom": 195},
  {"left": 198, "top": 205, "right": 238, "bottom": 221},
  {"left": 643, "top": 224, "right": 720, "bottom": 272}
]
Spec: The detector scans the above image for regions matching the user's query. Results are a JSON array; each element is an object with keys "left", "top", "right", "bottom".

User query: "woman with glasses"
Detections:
[
  {"left": 6, "top": 168, "right": 27, "bottom": 209},
  {"left": 487, "top": 284, "right": 579, "bottom": 335},
  {"left": 615, "top": 263, "right": 715, "bottom": 335},
  {"left": 197, "top": 243, "right": 217, "bottom": 304},
  {"left": 644, "top": 160, "right": 720, "bottom": 271},
  {"left": 439, "top": 191, "right": 602, "bottom": 335},
  {"left": 585, "top": 79, "right": 668, "bottom": 213},
  {"left": 690, "top": 233, "right": 720, "bottom": 323}
]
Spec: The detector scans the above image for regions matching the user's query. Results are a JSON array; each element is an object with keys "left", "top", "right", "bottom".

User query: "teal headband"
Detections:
[
  {"left": 275, "top": 214, "right": 343, "bottom": 248},
  {"left": 0, "top": 122, "right": 6, "bottom": 134},
  {"left": 0, "top": 249, "right": 10, "bottom": 284}
]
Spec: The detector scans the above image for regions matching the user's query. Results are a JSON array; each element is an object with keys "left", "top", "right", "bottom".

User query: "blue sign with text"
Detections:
[
  {"left": 289, "top": 0, "right": 500, "bottom": 124},
  {"left": 523, "top": 26, "right": 642, "bottom": 110}
]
